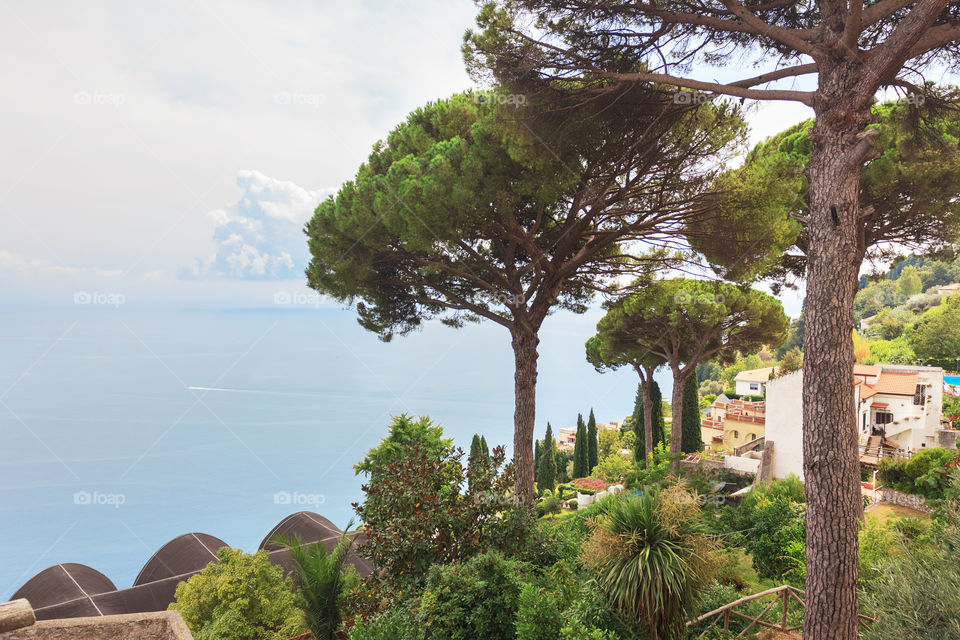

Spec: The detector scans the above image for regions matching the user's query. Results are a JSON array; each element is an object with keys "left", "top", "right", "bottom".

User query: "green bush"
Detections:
[
  {"left": 877, "top": 457, "right": 911, "bottom": 490},
  {"left": 169, "top": 547, "right": 306, "bottom": 640},
  {"left": 536, "top": 494, "right": 562, "bottom": 518},
  {"left": 879, "top": 448, "right": 959, "bottom": 498},
  {"left": 348, "top": 607, "right": 423, "bottom": 640},
  {"left": 861, "top": 531, "right": 960, "bottom": 640},
  {"left": 568, "top": 499, "right": 578, "bottom": 510},
  {"left": 515, "top": 584, "right": 563, "bottom": 640},
  {"left": 559, "top": 619, "right": 619, "bottom": 640},
  {"left": 419, "top": 551, "right": 529, "bottom": 640}
]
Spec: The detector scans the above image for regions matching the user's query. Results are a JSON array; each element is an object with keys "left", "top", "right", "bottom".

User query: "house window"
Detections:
[
  {"left": 732, "top": 430, "right": 740, "bottom": 439},
  {"left": 748, "top": 433, "right": 756, "bottom": 441},
  {"left": 876, "top": 412, "right": 893, "bottom": 425},
  {"left": 913, "top": 384, "right": 926, "bottom": 406},
  {"left": 749, "top": 383, "right": 760, "bottom": 391}
]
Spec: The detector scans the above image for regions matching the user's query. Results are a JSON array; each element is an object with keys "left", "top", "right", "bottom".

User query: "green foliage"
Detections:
[
  {"left": 693, "top": 100, "right": 960, "bottom": 284},
  {"left": 897, "top": 264, "right": 923, "bottom": 298},
  {"left": 910, "top": 294, "right": 960, "bottom": 359},
  {"left": 598, "top": 428, "right": 621, "bottom": 459},
  {"left": 348, "top": 608, "right": 423, "bottom": 640},
  {"left": 878, "top": 448, "right": 960, "bottom": 498},
  {"left": 558, "top": 619, "right": 618, "bottom": 640},
  {"left": 516, "top": 584, "right": 564, "bottom": 640},
  {"left": 631, "top": 382, "right": 665, "bottom": 465},
  {"left": 587, "top": 409, "right": 599, "bottom": 473},
  {"left": 354, "top": 421, "right": 531, "bottom": 592},
  {"left": 536, "top": 423, "right": 558, "bottom": 494},
  {"left": 778, "top": 346, "right": 803, "bottom": 374},
  {"left": 863, "top": 335, "right": 916, "bottom": 364},
  {"left": 681, "top": 376, "right": 703, "bottom": 453},
  {"left": 355, "top": 414, "right": 451, "bottom": 476},
  {"left": 272, "top": 529, "right": 357, "bottom": 640},
  {"left": 590, "top": 452, "right": 636, "bottom": 484},
  {"left": 419, "top": 551, "right": 529, "bottom": 640},
  {"left": 861, "top": 531, "right": 960, "bottom": 640},
  {"left": 580, "top": 487, "right": 719, "bottom": 639},
  {"left": 573, "top": 414, "right": 588, "bottom": 478},
  {"left": 169, "top": 547, "right": 306, "bottom": 640},
  {"left": 725, "top": 477, "right": 806, "bottom": 581}
]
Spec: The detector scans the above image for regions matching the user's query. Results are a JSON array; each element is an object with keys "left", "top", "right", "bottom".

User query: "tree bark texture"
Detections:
[
  {"left": 642, "top": 376, "right": 655, "bottom": 466},
  {"left": 512, "top": 327, "right": 540, "bottom": 503},
  {"left": 670, "top": 367, "right": 688, "bottom": 469},
  {"left": 801, "top": 60, "right": 872, "bottom": 640}
]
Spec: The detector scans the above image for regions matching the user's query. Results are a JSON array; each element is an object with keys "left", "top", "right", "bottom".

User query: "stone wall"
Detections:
[
  {"left": 875, "top": 487, "right": 932, "bottom": 513},
  {"left": 0, "top": 612, "right": 193, "bottom": 640}
]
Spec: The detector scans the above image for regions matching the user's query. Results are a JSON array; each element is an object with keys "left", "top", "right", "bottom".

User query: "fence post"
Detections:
[{"left": 781, "top": 589, "right": 788, "bottom": 630}]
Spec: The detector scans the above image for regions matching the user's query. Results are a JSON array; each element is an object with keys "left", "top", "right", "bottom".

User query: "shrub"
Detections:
[
  {"left": 580, "top": 487, "right": 719, "bottom": 639},
  {"left": 515, "top": 584, "right": 563, "bottom": 640},
  {"left": 726, "top": 477, "right": 806, "bottom": 581},
  {"left": 590, "top": 452, "right": 636, "bottom": 484},
  {"left": 568, "top": 499, "right": 578, "bottom": 510},
  {"left": 418, "top": 551, "right": 529, "bottom": 640},
  {"left": 861, "top": 531, "right": 960, "bottom": 640},
  {"left": 572, "top": 477, "right": 609, "bottom": 492},
  {"left": 169, "top": 547, "right": 306, "bottom": 640},
  {"left": 348, "top": 607, "right": 423, "bottom": 640},
  {"left": 536, "top": 494, "right": 562, "bottom": 518},
  {"left": 877, "top": 457, "right": 910, "bottom": 490},
  {"left": 559, "top": 619, "right": 618, "bottom": 640}
]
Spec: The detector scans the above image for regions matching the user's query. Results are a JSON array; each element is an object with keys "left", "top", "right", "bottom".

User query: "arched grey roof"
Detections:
[
  {"left": 259, "top": 511, "right": 342, "bottom": 551},
  {"left": 133, "top": 533, "right": 226, "bottom": 586},
  {"left": 12, "top": 563, "right": 116, "bottom": 612}
]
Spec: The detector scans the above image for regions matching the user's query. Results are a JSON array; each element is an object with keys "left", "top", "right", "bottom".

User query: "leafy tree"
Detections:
[
  {"left": 681, "top": 376, "right": 703, "bottom": 453},
  {"left": 537, "top": 423, "right": 557, "bottom": 494},
  {"left": 354, "top": 425, "right": 530, "bottom": 591},
  {"left": 272, "top": 529, "right": 358, "bottom": 640},
  {"left": 355, "top": 414, "right": 451, "bottom": 476},
  {"left": 534, "top": 439, "right": 541, "bottom": 487},
  {"left": 909, "top": 294, "right": 960, "bottom": 359},
  {"left": 598, "top": 428, "right": 621, "bottom": 459},
  {"left": 587, "top": 409, "right": 599, "bottom": 473},
  {"left": 864, "top": 336, "right": 916, "bottom": 365},
  {"left": 306, "top": 90, "right": 743, "bottom": 502},
  {"left": 516, "top": 584, "right": 563, "bottom": 640},
  {"left": 779, "top": 347, "right": 804, "bottom": 375},
  {"left": 573, "top": 414, "right": 587, "bottom": 478},
  {"left": 776, "top": 309, "right": 805, "bottom": 358},
  {"left": 580, "top": 487, "right": 718, "bottom": 640},
  {"left": 853, "top": 329, "right": 873, "bottom": 364},
  {"left": 554, "top": 448, "right": 571, "bottom": 484},
  {"left": 468, "top": 2, "right": 960, "bottom": 632},
  {"left": 469, "top": 434, "right": 485, "bottom": 492},
  {"left": 855, "top": 279, "right": 904, "bottom": 321},
  {"left": 595, "top": 279, "right": 787, "bottom": 466},
  {"left": 169, "top": 547, "right": 306, "bottom": 640},
  {"left": 898, "top": 265, "right": 923, "bottom": 298},
  {"left": 726, "top": 477, "right": 806, "bottom": 582}
]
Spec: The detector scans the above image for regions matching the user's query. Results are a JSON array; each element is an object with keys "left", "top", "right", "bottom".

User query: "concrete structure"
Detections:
[
  {"left": 734, "top": 367, "right": 776, "bottom": 396},
  {"left": 0, "top": 602, "right": 192, "bottom": 640},
  {"left": 765, "top": 364, "right": 945, "bottom": 480}
]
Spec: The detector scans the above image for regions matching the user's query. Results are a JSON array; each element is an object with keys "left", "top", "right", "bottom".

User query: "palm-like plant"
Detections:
[
  {"left": 581, "top": 488, "right": 717, "bottom": 640},
  {"left": 273, "top": 524, "right": 357, "bottom": 640}
]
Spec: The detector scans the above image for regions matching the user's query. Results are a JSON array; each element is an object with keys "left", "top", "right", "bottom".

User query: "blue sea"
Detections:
[{"left": 0, "top": 305, "right": 654, "bottom": 599}]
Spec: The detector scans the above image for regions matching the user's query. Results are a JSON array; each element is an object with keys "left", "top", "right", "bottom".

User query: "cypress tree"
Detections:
[
  {"left": 573, "top": 413, "right": 588, "bottom": 478},
  {"left": 479, "top": 435, "right": 490, "bottom": 465},
  {"left": 468, "top": 433, "right": 484, "bottom": 491},
  {"left": 633, "top": 381, "right": 667, "bottom": 465},
  {"left": 541, "top": 422, "right": 557, "bottom": 493},
  {"left": 681, "top": 376, "right": 704, "bottom": 453},
  {"left": 534, "top": 438, "right": 542, "bottom": 489},
  {"left": 587, "top": 409, "right": 599, "bottom": 472},
  {"left": 555, "top": 449, "right": 568, "bottom": 483}
]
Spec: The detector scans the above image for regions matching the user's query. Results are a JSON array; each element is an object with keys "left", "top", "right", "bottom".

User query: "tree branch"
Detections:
[
  {"left": 729, "top": 63, "right": 819, "bottom": 88},
  {"left": 718, "top": 0, "right": 818, "bottom": 55},
  {"left": 592, "top": 70, "right": 815, "bottom": 105}
]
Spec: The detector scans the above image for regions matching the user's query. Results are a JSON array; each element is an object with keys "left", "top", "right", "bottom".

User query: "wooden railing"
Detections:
[{"left": 687, "top": 585, "right": 875, "bottom": 638}]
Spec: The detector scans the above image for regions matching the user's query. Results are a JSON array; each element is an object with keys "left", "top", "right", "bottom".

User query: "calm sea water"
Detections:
[{"left": 0, "top": 305, "right": 653, "bottom": 599}]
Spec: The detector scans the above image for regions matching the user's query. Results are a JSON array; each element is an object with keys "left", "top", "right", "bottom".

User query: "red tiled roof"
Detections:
[{"left": 870, "top": 371, "right": 918, "bottom": 396}]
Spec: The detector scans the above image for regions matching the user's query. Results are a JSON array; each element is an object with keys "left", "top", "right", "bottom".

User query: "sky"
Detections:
[{"left": 0, "top": 0, "right": 814, "bottom": 313}]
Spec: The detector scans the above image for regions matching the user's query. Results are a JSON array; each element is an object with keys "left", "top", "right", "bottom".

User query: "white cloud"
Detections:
[
  {"left": 181, "top": 170, "right": 331, "bottom": 280},
  {"left": 0, "top": 250, "right": 123, "bottom": 278}
]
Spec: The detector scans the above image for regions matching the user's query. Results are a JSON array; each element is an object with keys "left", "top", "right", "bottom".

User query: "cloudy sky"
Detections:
[{"left": 0, "top": 0, "right": 814, "bottom": 309}]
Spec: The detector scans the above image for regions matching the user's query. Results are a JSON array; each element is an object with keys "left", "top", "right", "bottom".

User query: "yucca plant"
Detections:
[
  {"left": 273, "top": 524, "right": 357, "bottom": 640},
  {"left": 581, "top": 487, "right": 718, "bottom": 640}
]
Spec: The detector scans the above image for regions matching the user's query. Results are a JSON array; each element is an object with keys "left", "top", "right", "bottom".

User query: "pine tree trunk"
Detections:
[
  {"left": 802, "top": 65, "right": 872, "bottom": 640},
  {"left": 512, "top": 327, "right": 540, "bottom": 503}
]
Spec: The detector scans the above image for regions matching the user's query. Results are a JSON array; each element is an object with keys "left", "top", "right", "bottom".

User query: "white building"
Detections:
[
  {"left": 765, "top": 364, "right": 944, "bottom": 480},
  {"left": 734, "top": 367, "right": 776, "bottom": 396}
]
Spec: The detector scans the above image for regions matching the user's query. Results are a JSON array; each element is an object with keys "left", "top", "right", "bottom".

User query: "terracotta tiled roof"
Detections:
[
  {"left": 854, "top": 364, "right": 882, "bottom": 377},
  {"left": 871, "top": 371, "right": 918, "bottom": 396},
  {"left": 735, "top": 367, "right": 776, "bottom": 382}
]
